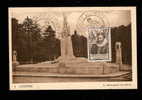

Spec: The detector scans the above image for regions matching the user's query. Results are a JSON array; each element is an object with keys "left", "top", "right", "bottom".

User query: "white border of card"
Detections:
[{"left": 9, "top": 7, "right": 137, "bottom": 90}]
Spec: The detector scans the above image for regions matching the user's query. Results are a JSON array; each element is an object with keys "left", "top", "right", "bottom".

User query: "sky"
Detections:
[{"left": 9, "top": 7, "right": 131, "bottom": 37}]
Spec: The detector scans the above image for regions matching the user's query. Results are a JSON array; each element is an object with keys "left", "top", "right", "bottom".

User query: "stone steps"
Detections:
[
  {"left": 15, "top": 62, "right": 119, "bottom": 75},
  {"left": 13, "top": 71, "right": 131, "bottom": 78}
]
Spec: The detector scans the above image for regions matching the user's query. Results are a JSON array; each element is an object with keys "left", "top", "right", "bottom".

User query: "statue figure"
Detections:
[
  {"left": 115, "top": 42, "right": 122, "bottom": 65},
  {"left": 12, "top": 50, "right": 19, "bottom": 71}
]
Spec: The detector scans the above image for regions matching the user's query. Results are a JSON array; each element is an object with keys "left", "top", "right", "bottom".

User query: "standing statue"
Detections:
[
  {"left": 115, "top": 42, "right": 122, "bottom": 70},
  {"left": 12, "top": 50, "right": 19, "bottom": 71}
]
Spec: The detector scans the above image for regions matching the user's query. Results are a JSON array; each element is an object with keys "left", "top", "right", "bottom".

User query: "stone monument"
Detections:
[
  {"left": 115, "top": 42, "right": 122, "bottom": 70},
  {"left": 13, "top": 50, "right": 19, "bottom": 65},
  {"left": 12, "top": 50, "right": 19, "bottom": 71},
  {"left": 16, "top": 13, "right": 120, "bottom": 75},
  {"left": 57, "top": 14, "right": 75, "bottom": 62}
]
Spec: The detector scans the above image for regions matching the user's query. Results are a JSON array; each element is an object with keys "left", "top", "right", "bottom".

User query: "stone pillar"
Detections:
[
  {"left": 66, "top": 36, "right": 75, "bottom": 59},
  {"left": 57, "top": 13, "right": 75, "bottom": 62},
  {"left": 12, "top": 50, "right": 19, "bottom": 65},
  {"left": 115, "top": 42, "right": 122, "bottom": 70}
]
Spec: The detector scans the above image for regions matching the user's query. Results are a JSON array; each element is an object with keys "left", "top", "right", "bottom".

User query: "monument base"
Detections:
[
  {"left": 12, "top": 61, "right": 19, "bottom": 71},
  {"left": 15, "top": 57, "right": 120, "bottom": 75}
]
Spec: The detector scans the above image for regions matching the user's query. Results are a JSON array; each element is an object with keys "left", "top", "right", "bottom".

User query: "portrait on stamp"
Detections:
[{"left": 88, "top": 27, "right": 111, "bottom": 61}]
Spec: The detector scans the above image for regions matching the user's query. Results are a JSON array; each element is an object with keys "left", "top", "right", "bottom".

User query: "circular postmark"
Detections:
[{"left": 76, "top": 11, "right": 110, "bottom": 36}]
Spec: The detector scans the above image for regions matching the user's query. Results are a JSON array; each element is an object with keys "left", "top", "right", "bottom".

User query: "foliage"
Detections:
[
  {"left": 111, "top": 24, "right": 132, "bottom": 65},
  {"left": 71, "top": 30, "right": 87, "bottom": 57}
]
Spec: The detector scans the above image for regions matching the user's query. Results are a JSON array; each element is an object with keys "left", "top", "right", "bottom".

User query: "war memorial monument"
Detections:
[{"left": 12, "top": 12, "right": 131, "bottom": 78}]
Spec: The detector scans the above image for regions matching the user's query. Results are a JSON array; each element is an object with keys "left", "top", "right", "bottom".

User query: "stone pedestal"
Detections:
[
  {"left": 13, "top": 51, "right": 19, "bottom": 64},
  {"left": 16, "top": 61, "right": 119, "bottom": 75},
  {"left": 115, "top": 42, "right": 122, "bottom": 70},
  {"left": 57, "top": 13, "right": 75, "bottom": 63},
  {"left": 58, "top": 36, "right": 75, "bottom": 62},
  {"left": 12, "top": 50, "right": 19, "bottom": 71},
  {"left": 115, "top": 42, "right": 122, "bottom": 65}
]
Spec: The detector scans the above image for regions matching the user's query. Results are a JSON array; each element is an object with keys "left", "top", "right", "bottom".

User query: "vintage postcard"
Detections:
[{"left": 9, "top": 7, "right": 137, "bottom": 90}]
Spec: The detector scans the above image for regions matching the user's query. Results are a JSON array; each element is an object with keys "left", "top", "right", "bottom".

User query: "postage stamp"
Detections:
[{"left": 88, "top": 27, "right": 111, "bottom": 61}]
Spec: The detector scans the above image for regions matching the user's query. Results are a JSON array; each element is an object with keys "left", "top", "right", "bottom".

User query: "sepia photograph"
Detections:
[{"left": 9, "top": 7, "right": 137, "bottom": 90}]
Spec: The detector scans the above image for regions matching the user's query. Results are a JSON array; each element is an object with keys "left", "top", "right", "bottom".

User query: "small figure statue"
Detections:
[
  {"left": 12, "top": 50, "right": 19, "bottom": 66},
  {"left": 115, "top": 42, "right": 123, "bottom": 70}
]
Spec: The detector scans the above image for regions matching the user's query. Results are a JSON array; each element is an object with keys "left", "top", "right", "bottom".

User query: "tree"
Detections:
[
  {"left": 72, "top": 30, "right": 87, "bottom": 57},
  {"left": 111, "top": 24, "right": 131, "bottom": 65},
  {"left": 42, "top": 25, "right": 60, "bottom": 61},
  {"left": 12, "top": 18, "right": 19, "bottom": 51},
  {"left": 21, "top": 16, "right": 41, "bottom": 63},
  {"left": 43, "top": 25, "right": 55, "bottom": 38},
  {"left": 12, "top": 18, "right": 29, "bottom": 62}
]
